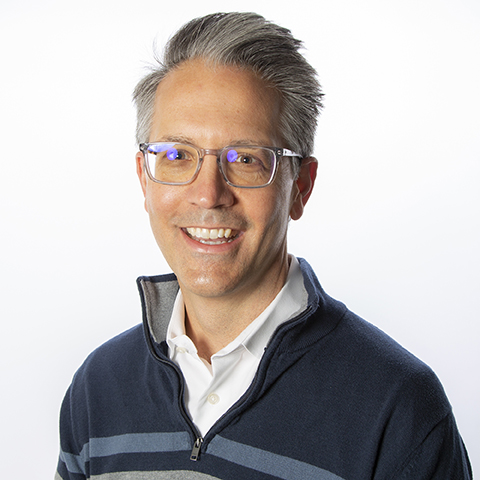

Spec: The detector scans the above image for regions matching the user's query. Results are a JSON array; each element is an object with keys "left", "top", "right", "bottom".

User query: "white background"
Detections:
[{"left": 1, "top": 0, "right": 478, "bottom": 477}]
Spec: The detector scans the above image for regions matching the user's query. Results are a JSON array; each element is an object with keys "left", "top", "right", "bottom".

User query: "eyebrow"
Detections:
[
  {"left": 156, "top": 135, "right": 195, "bottom": 145},
  {"left": 153, "top": 135, "right": 272, "bottom": 147}
]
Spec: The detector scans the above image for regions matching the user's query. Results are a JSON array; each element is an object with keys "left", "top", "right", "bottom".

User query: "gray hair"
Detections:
[{"left": 133, "top": 12, "right": 323, "bottom": 163}]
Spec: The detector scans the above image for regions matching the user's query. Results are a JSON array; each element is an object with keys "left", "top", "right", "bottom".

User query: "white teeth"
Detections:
[{"left": 186, "top": 227, "right": 234, "bottom": 241}]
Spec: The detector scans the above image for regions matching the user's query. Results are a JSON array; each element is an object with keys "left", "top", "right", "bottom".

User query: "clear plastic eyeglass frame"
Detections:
[{"left": 139, "top": 142, "right": 302, "bottom": 189}]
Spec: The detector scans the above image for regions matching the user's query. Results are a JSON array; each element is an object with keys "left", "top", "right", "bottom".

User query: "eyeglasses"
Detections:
[{"left": 139, "top": 142, "right": 302, "bottom": 188}]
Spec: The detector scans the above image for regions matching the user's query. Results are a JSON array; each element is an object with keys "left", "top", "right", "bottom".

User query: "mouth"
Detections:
[{"left": 184, "top": 227, "right": 239, "bottom": 245}]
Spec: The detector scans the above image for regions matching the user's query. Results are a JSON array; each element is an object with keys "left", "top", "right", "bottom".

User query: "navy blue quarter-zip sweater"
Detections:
[{"left": 56, "top": 259, "right": 472, "bottom": 479}]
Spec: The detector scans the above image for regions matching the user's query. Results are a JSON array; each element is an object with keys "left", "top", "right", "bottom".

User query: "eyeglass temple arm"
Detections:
[{"left": 280, "top": 148, "right": 302, "bottom": 158}]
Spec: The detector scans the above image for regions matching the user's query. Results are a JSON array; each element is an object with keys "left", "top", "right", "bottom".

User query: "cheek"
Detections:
[
  {"left": 145, "top": 185, "right": 177, "bottom": 217},
  {"left": 257, "top": 185, "right": 293, "bottom": 237},
  {"left": 271, "top": 172, "right": 297, "bottom": 220},
  {"left": 144, "top": 187, "right": 180, "bottom": 245}
]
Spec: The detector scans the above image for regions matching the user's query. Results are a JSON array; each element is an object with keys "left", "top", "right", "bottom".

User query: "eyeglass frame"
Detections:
[{"left": 138, "top": 142, "right": 303, "bottom": 189}]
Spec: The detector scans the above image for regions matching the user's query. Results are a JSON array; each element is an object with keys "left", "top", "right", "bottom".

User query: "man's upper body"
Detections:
[
  {"left": 56, "top": 258, "right": 472, "bottom": 479},
  {"left": 56, "top": 12, "right": 472, "bottom": 479}
]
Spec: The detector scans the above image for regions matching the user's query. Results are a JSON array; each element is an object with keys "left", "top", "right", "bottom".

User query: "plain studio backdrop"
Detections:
[{"left": 1, "top": 0, "right": 478, "bottom": 477}]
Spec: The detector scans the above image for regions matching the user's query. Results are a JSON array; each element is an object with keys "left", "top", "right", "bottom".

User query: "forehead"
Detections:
[{"left": 150, "top": 59, "right": 282, "bottom": 145}]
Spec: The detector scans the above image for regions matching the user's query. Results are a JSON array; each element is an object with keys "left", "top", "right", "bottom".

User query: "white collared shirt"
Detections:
[{"left": 166, "top": 256, "right": 307, "bottom": 437}]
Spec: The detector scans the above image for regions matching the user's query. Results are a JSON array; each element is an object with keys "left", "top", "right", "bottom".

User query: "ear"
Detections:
[
  {"left": 290, "top": 157, "right": 317, "bottom": 221},
  {"left": 136, "top": 151, "right": 148, "bottom": 211}
]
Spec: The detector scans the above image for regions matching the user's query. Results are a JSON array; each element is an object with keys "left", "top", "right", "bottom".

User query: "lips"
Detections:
[{"left": 184, "top": 227, "right": 237, "bottom": 245}]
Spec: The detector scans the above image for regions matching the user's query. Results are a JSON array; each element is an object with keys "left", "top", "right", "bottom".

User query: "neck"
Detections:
[{"left": 181, "top": 254, "right": 291, "bottom": 361}]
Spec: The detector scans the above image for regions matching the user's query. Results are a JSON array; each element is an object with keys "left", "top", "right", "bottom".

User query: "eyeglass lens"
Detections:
[{"left": 144, "top": 143, "right": 275, "bottom": 187}]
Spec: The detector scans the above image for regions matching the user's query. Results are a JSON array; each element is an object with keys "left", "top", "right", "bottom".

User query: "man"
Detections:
[{"left": 56, "top": 12, "right": 472, "bottom": 480}]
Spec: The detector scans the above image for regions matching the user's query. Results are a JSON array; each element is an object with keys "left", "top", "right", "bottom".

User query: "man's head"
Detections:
[
  {"left": 134, "top": 13, "right": 322, "bottom": 307},
  {"left": 133, "top": 12, "right": 323, "bottom": 166}
]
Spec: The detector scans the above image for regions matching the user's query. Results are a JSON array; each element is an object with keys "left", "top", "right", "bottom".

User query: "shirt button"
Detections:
[
  {"left": 176, "top": 347, "right": 187, "bottom": 354},
  {"left": 207, "top": 393, "right": 220, "bottom": 405}
]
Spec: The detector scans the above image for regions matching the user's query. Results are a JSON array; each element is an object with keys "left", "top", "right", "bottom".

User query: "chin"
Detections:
[{"left": 179, "top": 272, "right": 243, "bottom": 299}]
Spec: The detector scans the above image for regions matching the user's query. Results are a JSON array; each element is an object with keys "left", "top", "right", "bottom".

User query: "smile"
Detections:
[{"left": 184, "top": 227, "right": 238, "bottom": 245}]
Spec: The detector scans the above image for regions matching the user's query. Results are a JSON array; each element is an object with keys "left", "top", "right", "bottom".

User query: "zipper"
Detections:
[
  {"left": 140, "top": 279, "right": 315, "bottom": 464},
  {"left": 190, "top": 437, "right": 203, "bottom": 461},
  {"left": 168, "top": 359, "right": 205, "bottom": 461},
  {"left": 142, "top": 316, "right": 205, "bottom": 461},
  {"left": 188, "top": 306, "right": 315, "bottom": 461},
  {"left": 154, "top": 353, "right": 205, "bottom": 461}
]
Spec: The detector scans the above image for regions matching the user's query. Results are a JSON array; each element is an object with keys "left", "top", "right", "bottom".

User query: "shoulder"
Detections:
[
  {"left": 86, "top": 323, "right": 145, "bottom": 361},
  {"left": 338, "top": 309, "right": 439, "bottom": 381},
  {"left": 314, "top": 304, "right": 448, "bottom": 402},
  {"left": 296, "top": 258, "right": 446, "bottom": 402},
  {"left": 292, "top": 299, "right": 461, "bottom": 473},
  {"left": 286, "top": 261, "right": 452, "bottom": 428},
  {"left": 344, "top": 310, "right": 449, "bottom": 405},
  {"left": 295, "top": 301, "right": 454, "bottom": 449},
  {"left": 71, "top": 324, "right": 149, "bottom": 388}
]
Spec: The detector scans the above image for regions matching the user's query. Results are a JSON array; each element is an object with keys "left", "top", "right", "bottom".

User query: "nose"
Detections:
[{"left": 187, "top": 154, "right": 234, "bottom": 209}]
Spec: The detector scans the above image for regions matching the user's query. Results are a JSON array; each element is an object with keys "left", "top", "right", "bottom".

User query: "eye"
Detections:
[
  {"left": 227, "top": 149, "right": 261, "bottom": 165},
  {"left": 152, "top": 145, "right": 196, "bottom": 163},
  {"left": 239, "top": 155, "right": 256, "bottom": 164},
  {"left": 166, "top": 147, "right": 179, "bottom": 161}
]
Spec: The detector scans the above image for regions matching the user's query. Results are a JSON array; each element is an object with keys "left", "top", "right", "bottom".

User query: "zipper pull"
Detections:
[{"left": 190, "top": 437, "right": 203, "bottom": 461}]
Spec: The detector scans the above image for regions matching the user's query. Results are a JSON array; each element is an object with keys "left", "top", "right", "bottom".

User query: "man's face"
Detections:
[{"left": 136, "top": 59, "right": 313, "bottom": 302}]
